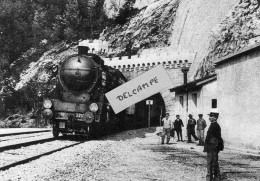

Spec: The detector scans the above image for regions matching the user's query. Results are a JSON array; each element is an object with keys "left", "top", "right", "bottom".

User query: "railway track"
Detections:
[
  {"left": 0, "top": 129, "right": 113, "bottom": 172},
  {"left": 0, "top": 130, "right": 87, "bottom": 171},
  {"left": 0, "top": 137, "right": 84, "bottom": 171},
  {"left": 0, "top": 137, "right": 55, "bottom": 152},
  {"left": 0, "top": 131, "right": 54, "bottom": 149},
  {"left": 1, "top": 132, "right": 51, "bottom": 141},
  {"left": 0, "top": 130, "right": 51, "bottom": 137}
]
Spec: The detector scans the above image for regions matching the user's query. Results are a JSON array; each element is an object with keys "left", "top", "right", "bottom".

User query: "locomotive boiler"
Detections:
[{"left": 42, "top": 43, "right": 128, "bottom": 138}]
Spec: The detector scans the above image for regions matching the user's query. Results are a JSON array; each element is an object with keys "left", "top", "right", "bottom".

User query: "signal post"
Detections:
[{"left": 146, "top": 100, "right": 153, "bottom": 128}]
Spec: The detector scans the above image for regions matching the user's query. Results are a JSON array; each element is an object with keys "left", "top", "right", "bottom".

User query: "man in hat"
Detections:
[
  {"left": 197, "top": 114, "right": 207, "bottom": 146},
  {"left": 204, "top": 109, "right": 224, "bottom": 181},
  {"left": 161, "top": 113, "right": 172, "bottom": 144},
  {"left": 187, "top": 114, "right": 199, "bottom": 143}
]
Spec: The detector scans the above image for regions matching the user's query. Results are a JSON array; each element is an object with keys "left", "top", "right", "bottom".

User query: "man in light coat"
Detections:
[{"left": 197, "top": 114, "right": 207, "bottom": 146}]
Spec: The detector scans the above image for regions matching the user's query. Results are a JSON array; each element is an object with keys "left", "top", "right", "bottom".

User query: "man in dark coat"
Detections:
[
  {"left": 174, "top": 115, "right": 184, "bottom": 141},
  {"left": 187, "top": 114, "right": 199, "bottom": 143},
  {"left": 203, "top": 109, "right": 224, "bottom": 181}
]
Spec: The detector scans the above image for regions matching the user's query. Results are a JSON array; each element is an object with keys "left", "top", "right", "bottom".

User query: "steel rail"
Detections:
[
  {"left": 0, "top": 142, "right": 84, "bottom": 171},
  {"left": 0, "top": 138, "right": 55, "bottom": 152},
  {"left": 0, "top": 130, "right": 51, "bottom": 137}
]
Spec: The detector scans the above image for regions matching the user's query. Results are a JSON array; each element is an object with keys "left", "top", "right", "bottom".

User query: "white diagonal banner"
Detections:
[{"left": 105, "top": 65, "right": 173, "bottom": 114}]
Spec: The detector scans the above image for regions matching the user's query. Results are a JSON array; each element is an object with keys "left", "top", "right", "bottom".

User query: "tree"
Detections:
[
  {"left": 31, "top": 0, "right": 67, "bottom": 45},
  {"left": 0, "top": 0, "right": 34, "bottom": 64},
  {"left": 58, "top": 0, "right": 81, "bottom": 41}
]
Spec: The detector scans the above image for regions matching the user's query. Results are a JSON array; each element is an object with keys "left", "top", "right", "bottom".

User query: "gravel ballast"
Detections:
[
  {"left": 0, "top": 128, "right": 205, "bottom": 181},
  {"left": 1, "top": 127, "right": 259, "bottom": 181}
]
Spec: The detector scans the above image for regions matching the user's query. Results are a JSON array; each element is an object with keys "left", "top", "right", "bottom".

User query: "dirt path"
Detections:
[
  {"left": 100, "top": 130, "right": 260, "bottom": 181},
  {"left": 149, "top": 144, "right": 260, "bottom": 181}
]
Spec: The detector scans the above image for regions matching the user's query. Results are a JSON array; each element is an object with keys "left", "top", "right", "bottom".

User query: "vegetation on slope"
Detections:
[
  {"left": 0, "top": 0, "right": 109, "bottom": 122},
  {"left": 0, "top": 0, "right": 151, "bottom": 126}
]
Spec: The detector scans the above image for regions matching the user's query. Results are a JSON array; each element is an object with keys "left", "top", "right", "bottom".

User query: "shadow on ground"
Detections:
[
  {"left": 149, "top": 144, "right": 260, "bottom": 181},
  {"left": 103, "top": 127, "right": 157, "bottom": 141}
]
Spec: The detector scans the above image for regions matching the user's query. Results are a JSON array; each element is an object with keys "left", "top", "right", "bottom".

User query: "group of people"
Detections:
[
  {"left": 161, "top": 110, "right": 224, "bottom": 181},
  {"left": 161, "top": 113, "right": 206, "bottom": 145}
]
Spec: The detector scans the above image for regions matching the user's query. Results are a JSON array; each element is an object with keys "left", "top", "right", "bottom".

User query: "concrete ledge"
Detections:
[{"left": 225, "top": 145, "right": 260, "bottom": 156}]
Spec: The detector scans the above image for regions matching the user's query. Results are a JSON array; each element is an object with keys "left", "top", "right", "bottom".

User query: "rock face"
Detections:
[
  {"left": 133, "top": 0, "right": 160, "bottom": 9},
  {"left": 195, "top": 0, "right": 260, "bottom": 79},
  {"left": 103, "top": 0, "right": 129, "bottom": 19},
  {"left": 169, "top": 0, "right": 239, "bottom": 80},
  {"left": 100, "top": 0, "right": 180, "bottom": 56},
  {"left": 14, "top": 42, "right": 77, "bottom": 92},
  {"left": 3, "top": 0, "right": 260, "bottom": 120},
  {"left": 102, "top": 0, "right": 260, "bottom": 80},
  {"left": 0, "top": 42, "right": 78, "bottom": 119}
]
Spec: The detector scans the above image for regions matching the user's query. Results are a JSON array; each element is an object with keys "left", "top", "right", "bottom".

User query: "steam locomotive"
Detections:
[{"left": 42, "top": 43, "right": 129, "bottom": 138}]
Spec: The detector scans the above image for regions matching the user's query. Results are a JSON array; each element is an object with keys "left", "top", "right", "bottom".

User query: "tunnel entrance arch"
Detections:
[{"left": 132, "top": 93, "right": 166, "bottom": 129}]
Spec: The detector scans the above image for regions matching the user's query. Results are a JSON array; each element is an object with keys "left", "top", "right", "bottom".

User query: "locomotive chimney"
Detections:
[{"left": 78, "top": 46, "right": 89, "bottom": 55}]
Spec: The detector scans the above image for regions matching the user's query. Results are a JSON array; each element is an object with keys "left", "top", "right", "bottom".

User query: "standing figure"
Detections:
[
  {"left": 204, "top": 109, "right": 224, "bottom": 181},
  {"left": 125, "top": 39, "right": 133, "bottom": 59},
  {"left": 197, "top": 114, "right": 207, "bottom": 146},
  {"left": 174, "top": 115, "right": 184, "bottom": 141},
  {"left": 161, "top": 113, "right": 172, "bottom": 144},
  {"left": 187, "top": 114, "right": 199, "bottom": 143}
]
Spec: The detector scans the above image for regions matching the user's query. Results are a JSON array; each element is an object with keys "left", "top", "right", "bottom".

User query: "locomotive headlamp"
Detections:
[
  {"left": 89, "top": 103, "right": 98, "bottom": 112},
  {"left": 43, "top": 99, "right": 52, "bottom": 109}
]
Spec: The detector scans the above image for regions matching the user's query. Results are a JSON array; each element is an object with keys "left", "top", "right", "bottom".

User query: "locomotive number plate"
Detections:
[
  {"left": 59, "top": 122, "right": 65, "bottom": 128},
  {"left": 76, "top": 113, "right": 84, "bottom": 119},
  {"left": 55, "top": 112, "right": 68, "bottom": 119}
]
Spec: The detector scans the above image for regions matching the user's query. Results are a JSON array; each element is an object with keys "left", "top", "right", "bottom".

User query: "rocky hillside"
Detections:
[
  {"left": 100, "top": 0, "right": 180, "bottom": 56},
  {"left": 168, "top": 0, "right": 240, "bottom": 80},
  {"left": 196, "top": 0, "right": 260, "bottom": 78},
  {"left": 0, "top": 42, "right": 78, "bottom": 125},
  {"left": 102, "top": 0, "right": 260, "bottom": 80},
  {"left": 2, "top": 0, "right": 260, "bottom": 125}
]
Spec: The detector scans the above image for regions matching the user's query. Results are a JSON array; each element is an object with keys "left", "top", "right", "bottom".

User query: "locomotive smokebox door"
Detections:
[{"left": 59, "top": 55, "right": 98, "bottom": 92}]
